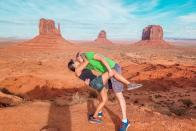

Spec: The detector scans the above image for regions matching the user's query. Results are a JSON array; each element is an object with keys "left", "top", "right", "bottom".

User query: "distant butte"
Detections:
[
  {"left": 142, "top": 25, "right": 163, "bottom": 40},
  {"left": 95, "top": 30, "right": 112, "bottom": 44},
  {"left": 21, "top": 18, "right": 72, "bottom": 48},
  {"left": 136, "top": 25, "right": 169, "bottom": 47},
  {"left": 39, "top": 18, "right": 61, "bottom": 36}
]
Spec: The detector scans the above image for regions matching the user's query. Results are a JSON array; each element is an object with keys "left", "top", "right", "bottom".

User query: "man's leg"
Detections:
[
  {"left": 115, "top": 92, "right": 127, "bottom": 120},
  {"left": 110, "top": 76, "right": 128, "bottom": 122},
  {"left": 111, "top": 77, "right": 130, "bottom": 130},
  {"left": 110, "top": 64, "right": 128, "bottom": 120},
  {"left": 110, "top": 64, "right": 130, "bottom": 130}
]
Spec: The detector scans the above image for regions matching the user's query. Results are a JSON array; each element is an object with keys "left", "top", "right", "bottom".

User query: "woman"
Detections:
[{"left": 68, "top": 58, "right": 111, "bottom": 124}]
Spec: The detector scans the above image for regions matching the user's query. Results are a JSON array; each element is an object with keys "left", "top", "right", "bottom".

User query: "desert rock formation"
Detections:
[
  {"left": 0, "top": 89, "right": 23, "bottom": 107},
  {"left": 19, "top": 18, "right": 72, "bottom": 48},
  {"left": 95, "top": 30, "right": 112, "bottom": 44},
  {"left": 39, "top": 18, "right": 61, "bottom": 36},
  {"left": 136, "top": 25, "right": 169, "bottom": 47},
  {"left": 142, "top": 25, "right": 163, "bottom": 40}
]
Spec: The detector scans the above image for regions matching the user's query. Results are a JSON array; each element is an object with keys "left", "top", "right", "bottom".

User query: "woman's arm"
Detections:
[{"left": 75, "top": 58, "right": 89, "bottom": 77}]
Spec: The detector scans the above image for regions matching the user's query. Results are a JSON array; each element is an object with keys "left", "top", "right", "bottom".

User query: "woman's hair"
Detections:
[
  {"left": 76, "top": 52, "right": 85, "bottom": 60},
  {"left": 76, "top": 52, "right": 80, "bottom": 58},
  {"left": 68, "top": 59, "right": 75, "bottom": 72}
]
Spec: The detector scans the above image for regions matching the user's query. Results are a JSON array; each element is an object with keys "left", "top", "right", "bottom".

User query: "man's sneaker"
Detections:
[
  {"left": 127, "top": 83, "right": 143, "bottom": 90},
  {"left": 88, "top": 114, "right": 102, "bottom": 124},
  {"left": 119, "top": 121, "right": 130, "bottom": 131},
  {"left": 98, "top": 112, "right": 103, "bottom": 118}
]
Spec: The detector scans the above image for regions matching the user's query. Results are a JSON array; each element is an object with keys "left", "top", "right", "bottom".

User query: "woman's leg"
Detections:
[
  {"left": 92, "top": 70, "right": 130, "bottom": 118},
  {"left": 100, "top": 68, "right": 130, "bottom": 85},
  {"left": 112, "top": 69, "right": 130, "bottom": 85},
  {"left": 93, "top": 87, "right": 108, "bottom": 118},
  {"left": 92, "top": 71, "right": 112, "bottom": 118}
]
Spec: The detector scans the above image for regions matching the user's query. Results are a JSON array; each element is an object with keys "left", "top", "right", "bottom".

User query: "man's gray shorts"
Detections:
[{"left": 107, "top": 64, "right": 124, "bottom": 93}]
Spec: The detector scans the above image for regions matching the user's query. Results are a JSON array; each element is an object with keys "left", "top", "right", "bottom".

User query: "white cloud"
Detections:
[
  {"left": 0, "top": 0, "right": 196, "bottom": 39},
  {"left": 178, "top": 13, "right": 196, "bottom": 23}
]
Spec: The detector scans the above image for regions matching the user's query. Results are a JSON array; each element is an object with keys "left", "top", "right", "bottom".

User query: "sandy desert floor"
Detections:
[{"left": 0, "top": 41, "right": 196, "bottom": 131}]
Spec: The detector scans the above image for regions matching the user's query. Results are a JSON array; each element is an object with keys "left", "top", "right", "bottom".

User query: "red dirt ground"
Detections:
[{"left": 0, "top": 40, "right": 195, "bottom": 131}]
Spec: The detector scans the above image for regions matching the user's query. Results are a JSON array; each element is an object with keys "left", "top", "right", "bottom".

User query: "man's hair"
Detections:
[{"left": 68, "top": 59, "right": 75, "bottom": 72}]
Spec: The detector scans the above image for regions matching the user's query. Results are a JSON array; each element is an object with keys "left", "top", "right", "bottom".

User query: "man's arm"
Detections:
[{"left": 94, "top": 53, "right": 114, "bottom": 77}]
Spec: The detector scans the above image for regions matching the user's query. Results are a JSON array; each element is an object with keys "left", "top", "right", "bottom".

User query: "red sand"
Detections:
[{"left": 0, "top": 40, "right": 196, "bottom": 131}]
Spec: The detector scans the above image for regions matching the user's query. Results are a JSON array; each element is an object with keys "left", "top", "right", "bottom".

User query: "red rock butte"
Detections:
[
  {"left": 142, "top": 25, "right": 163, "bottom": 40},
  {"left": 136, "top": 25, "right": 169, "bottom": 47},
  {"left": 39, "top": 18, "right": 61, "bottom": 36},
  {"left": 20, "top": 18, "right": 72, "bottom": 48},
  {"left": 95, "top": 30, "right": 112, "bottom": 44}
]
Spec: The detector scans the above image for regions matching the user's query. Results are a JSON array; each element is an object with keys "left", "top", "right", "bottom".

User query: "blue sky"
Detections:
[{"left": 0, "top": 0, "right": 196, "bottom": 40}]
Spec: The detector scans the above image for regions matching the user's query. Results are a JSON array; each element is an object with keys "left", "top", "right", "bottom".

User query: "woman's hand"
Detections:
[
  {"left": 109, "top": 70, "right": 114, "bottom": 77},
  {"left": 84, "top": 79, "right": 90, "bottom": 85},
  {"left": 83, "top": 56, "right": 89, "bottom": 63}
]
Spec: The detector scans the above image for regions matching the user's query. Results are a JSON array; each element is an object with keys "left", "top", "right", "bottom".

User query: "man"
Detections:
[{"left": 72, "top": 51, "right": 142, "bottom": 131}]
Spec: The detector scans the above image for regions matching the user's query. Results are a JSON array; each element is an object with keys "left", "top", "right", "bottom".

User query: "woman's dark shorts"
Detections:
[
  {"left": 89, "top": 63, "right": 124, "bottom": 93},
  {"left": 89, "top": 75, "right": 104, "bottom": 92}
]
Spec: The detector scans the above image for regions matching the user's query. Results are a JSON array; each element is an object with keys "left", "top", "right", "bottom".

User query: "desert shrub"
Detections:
[
  {"left": 154, "top": 94, "right": 162, "bottom": 98},
  {"left": 88, "top": 90, "right": 98, "bottom": 98},
  {"left": 71, "top": 92, "right": 81, "bottom": 104},
  {"left": 140, "top": 103, "right": 145, "bottom": 106},
  {"left": 56, "top": 92, "right": 87, "bottom": 106},
  {"left": 134, "top": 100, "right": 139, "bottom": 104},
  {"left": 181, "top": 99, "right": 193, "bottom": 108},
  {"left": 163, "top": 111, "right": 172, "bottom": 116},
  {"left": 143, "top": 65, "right": 156, "bottom": 71},
  {"left": 156, "top": 106, "right": 172, "bottom": 116},
  {"left": 166, "top": 73, "right": 172, "bottom": 77},
  {"left": 169, "top": 107, "right": 187, "bottom": 116}
]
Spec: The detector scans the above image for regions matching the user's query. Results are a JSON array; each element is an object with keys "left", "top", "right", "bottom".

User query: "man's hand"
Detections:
[{"left": 84, "top": 79, "right": 90, "bottom": 85}]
